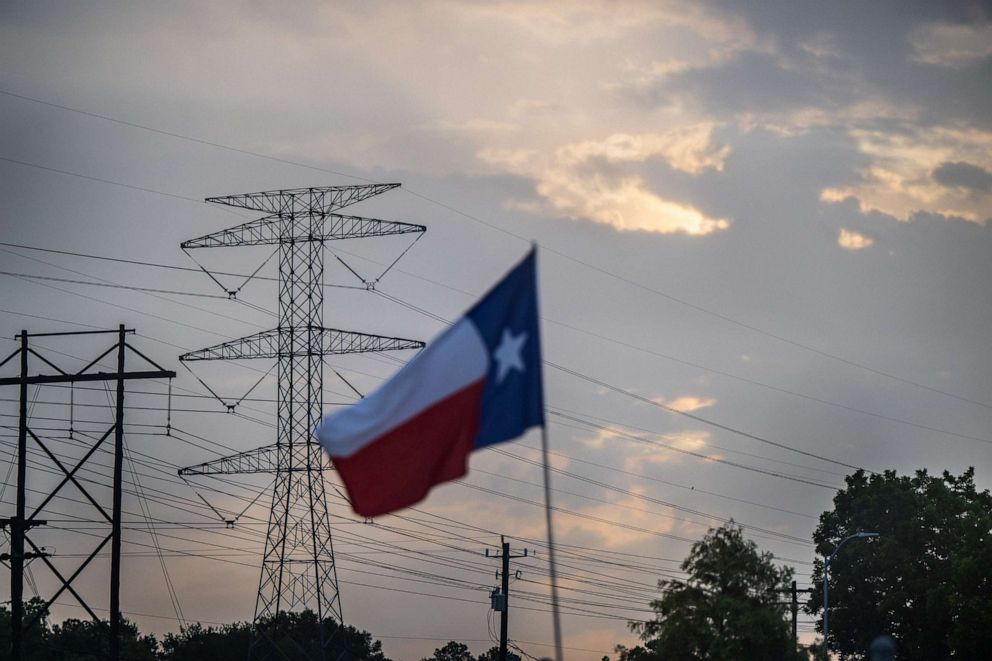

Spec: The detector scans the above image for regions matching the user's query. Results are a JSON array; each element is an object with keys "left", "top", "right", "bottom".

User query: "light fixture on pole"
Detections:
[{"left": 823, "top": 531, "right": 880, "bottom": 659}]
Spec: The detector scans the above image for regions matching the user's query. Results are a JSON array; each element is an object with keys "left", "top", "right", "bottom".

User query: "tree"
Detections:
[
  {"left": 0, "top": 598, "right": 52, "bottom": 659},
  {"left": 422, "top": 642, "right": 521, "bottom": 661},
  {"left": 623, "top": 522, "right": 803, "bottom": 660},
  {"left": 422, "top": 641, "right": 474, "bottom": 661},
  {"left": 0, "top": 603, "right": 392, "bottom": 660},
  {"left": 49, "top": 617, "right": 159, "bottom": 661},
  {"left": 477, "top": 645, "right": 522, "bottom": 661},
  {"left": 0, "top": 600, "right": 157, "bottom": 661},
  {"left": 161, "top": 610, "right": 390, "bottom": 661},
  {"left": 160, "top": 621, "right": 252, "bottom": 661},
  {"left": 807, "top": 468, "right": 992, "bottom": 660}
]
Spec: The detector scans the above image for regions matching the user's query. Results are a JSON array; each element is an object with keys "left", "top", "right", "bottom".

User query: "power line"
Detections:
[
  {"left": 15, "top": 81, "right": 985, "bottom": 412},
  {"left": 3, "top": 434, "right": 696, "bottom": 640},
  {"left": 479, "top": 453, "right": 811, "bottom": 545},
  {"left": 2, "top": 305, "right": 840, "bottom": 535},
  {"left": 2, "top": 400, "right": 821, "bottom": 555},
  {"left": 0, "top": 154, "right": 204, "bottom": 204},
  {"left": 0, "top": 240, "right": 365, "bottom": 291},
  {"left": 507, "top": 441, "right": 818, "bottom": 520},
  {"left": 549, "top": 411, "right": 837, "bottom": 489},
  {"left": 304, "top": 284, "right": 867, "bottom": 476},
  {"left": 0, "top": 88, "right": 368, "bottom": 183},
  {"left": 0, "top": 270, "right": 227, "bottom": 299},
  {"left": 541, "top": 316, "right": 992, "bottom": 447},
  {"left": 548, "top": 406, "right": 845, "bottom": 479},
  {"left": 0, "top": 428, "right": 792, "bottom": 620},
  {"left": 558, "top": 360, "right": 862, "bottom": 471},
  {"left": 5, "top": 239, "right": 990, "bottom": 451},
  {"left": 0, "top": 372, "right": 817, "bottom": 519}
]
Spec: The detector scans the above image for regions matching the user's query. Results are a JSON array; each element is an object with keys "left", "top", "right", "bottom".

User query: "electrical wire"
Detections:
[{"left": 13, "top": 82, "right": 973, "bottom": 414}]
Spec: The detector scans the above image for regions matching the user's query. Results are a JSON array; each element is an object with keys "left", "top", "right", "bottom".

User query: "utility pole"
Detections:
[
  {"left": 776, "top": 582, "right": 812, "bottom": 649},
  {"left": 0, "top": 326, "right": 175, "bottom": 661},
  {"left": 176, "top": 184, "right": 426, "bottom": 661},
  {"left": 488, "top": 537, "right": 528, "bottom": 661},
  {"left": 791, "top": 580, "right": 798, "bottom": 644}
]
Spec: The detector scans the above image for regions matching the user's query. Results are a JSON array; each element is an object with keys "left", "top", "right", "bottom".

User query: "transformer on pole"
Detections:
[{"left": 177, "top": 184, "right": 426, "bottom": 660}]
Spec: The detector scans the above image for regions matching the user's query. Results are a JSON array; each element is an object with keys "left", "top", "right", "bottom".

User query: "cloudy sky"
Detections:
[{"left": 1, "top": 1, "right": 991, "bottom": 658}]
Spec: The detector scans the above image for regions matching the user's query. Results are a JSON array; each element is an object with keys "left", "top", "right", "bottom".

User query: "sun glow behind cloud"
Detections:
[
  {"left": 821, "top": 126, "right": 992, "bottom": 224},
  {"left": 481, "top": 127, "right": 731, "bottom": 235},
  {"left": 652, "top": 395, "right": 717, "bottom": 412}
]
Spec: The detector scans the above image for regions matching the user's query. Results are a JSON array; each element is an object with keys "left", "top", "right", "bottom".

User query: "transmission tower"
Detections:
[{"left": 177, "top": 184, "right": 426, "bottom": 660}]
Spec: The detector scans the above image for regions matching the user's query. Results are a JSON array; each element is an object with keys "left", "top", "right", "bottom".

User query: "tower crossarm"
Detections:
[
  {"left": 179, "top": 327, "right": 424, "bottom": 361},
  {"left": 179, "top": 443, "right": 280, "bottom": 475},
  {"left": 181, "top": 212, "right": 425, "bottom": 249},
  {"left": 178, "top": 443, "right": 333, "bottom": 476},
  {"left": 204, "top": 183, "right": 400, "bottom": 215}
]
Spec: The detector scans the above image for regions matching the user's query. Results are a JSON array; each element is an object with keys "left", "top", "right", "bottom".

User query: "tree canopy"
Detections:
[
  {"left": 0, "top": 604, "right": 388, "bottom": 660},
  {"left": 619, "top": 523, "right": 804, "bottom": 661},
  {"left": 422, "top": 641, "right": 521, "bottom": 661},
  {"left": 807, "top": 467, "right": 992, "bottom": 660},
  {"left": 0, "top": 599, "right": 158, "bottom": 661},
  {"left": 0, "top": 606, "right": 527, "bottom": 661},
  {"left": 422, "top": 641, "right": 475, "bottom": 661}
]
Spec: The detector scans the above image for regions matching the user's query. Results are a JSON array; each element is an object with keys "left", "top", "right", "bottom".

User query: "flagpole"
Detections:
[{"left": 540, "top": 423, "right": 564, "bottom": 661}]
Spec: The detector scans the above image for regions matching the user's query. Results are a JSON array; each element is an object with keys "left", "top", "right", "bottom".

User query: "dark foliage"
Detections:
[
  {"left": 0, "top": 598, "right": 158, "bottom": 660},
  {"left": 617, "top": 523, "right": 805, "bottom": 661},
  {"left": 0, "top": 603, "right": 388, "bottom": 660},
  {"left": 422, "top": 641, "right": 521, "bottom": 661},
  {"left": 807, "top": 468, "right": 992, "bottom": 660}
]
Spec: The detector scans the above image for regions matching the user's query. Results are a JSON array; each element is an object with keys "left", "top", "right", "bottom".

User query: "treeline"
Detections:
[
  {"left": 0, "top": 605, "right": 521, "bottom": 661},
  {"left": 0, "top": 606, "right": 388, "bottom": 661},
  {"left": 5, "top": 468, "right": 989, "bottom": 660},
  {"left": 419, "top": 641, "right": 521, "bottom": 661}
]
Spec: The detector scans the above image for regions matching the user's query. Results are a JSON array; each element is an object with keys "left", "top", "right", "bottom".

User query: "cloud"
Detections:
[
  {"left": 910, "top": 22, "right": 992, "bottom": 67},
  {"left": 552, "top": 488, "right": 683, "bottom": 548},
  {"left": 472, "top": 0, "right": 760, "bottom": 49},
  {"left": 579, "top": 425, "right": 712, "bottom": 468},
  {"left": 820, "top": 125, "right": 992, "bottom": 223},
  {"left": 932, "top": 161, "right": 992, "bottom": 192},
  {"left": 555, "top": 129, "right": 730, "bottom": 175},
  {"left": 429, "top": 118, "right": 521, "bottom": 136},
  {"left": 660, "top": 51, "right": 842, "bottom": 116},
  {"left": 837, "top": 228, "right": 874, "bottom": 250},
  {"left": 580, "top": 427, "right": 615, "bottom": 450},
  {"left": 651, "top": 395, "right": 716, "bottom": 412},
  {"left": 480, "top": 127, "right": 731, "bottom": 235},
  {"left": 622, "top": 431, "right": 712, "bottom": 472}
]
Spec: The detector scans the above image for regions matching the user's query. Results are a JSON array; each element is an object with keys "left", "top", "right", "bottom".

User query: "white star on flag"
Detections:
[{"left": 493, "top": 328, "right": 527, "bottom": 384}]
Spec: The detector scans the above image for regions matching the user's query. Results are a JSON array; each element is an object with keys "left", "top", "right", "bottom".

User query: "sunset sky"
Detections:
[{"left": 1, "top": 2, "right": 991, "bottom": 659}]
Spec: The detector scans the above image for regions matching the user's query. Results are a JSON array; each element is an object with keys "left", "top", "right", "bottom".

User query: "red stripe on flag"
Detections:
[{"left": 329, "top": 380, "right": 485, "bottom": 517}]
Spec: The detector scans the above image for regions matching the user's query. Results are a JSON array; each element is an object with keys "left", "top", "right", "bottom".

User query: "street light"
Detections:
[{"left": 823, "top": 531, "right": 879, "bottom": 658}]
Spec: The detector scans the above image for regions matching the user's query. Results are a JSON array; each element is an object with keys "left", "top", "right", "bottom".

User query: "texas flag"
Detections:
[{"left": 315, "top": 249, "right": 544, "bottom": 517}]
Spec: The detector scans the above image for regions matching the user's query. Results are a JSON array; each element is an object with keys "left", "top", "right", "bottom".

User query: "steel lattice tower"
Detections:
[{"left": 177, "top": 185, "right": 425, "bottom": 660}]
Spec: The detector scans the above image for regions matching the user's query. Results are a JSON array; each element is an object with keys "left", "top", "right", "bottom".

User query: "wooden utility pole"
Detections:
[
  {"left": 488, "top": 537, "right": 528, "bottom": 661},
  {"left": 0, "top": 326, "right": 174, "bottom": 661}
]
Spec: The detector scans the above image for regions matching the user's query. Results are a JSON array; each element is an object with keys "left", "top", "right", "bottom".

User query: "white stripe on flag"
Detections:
[{"left": 316, "top": 318, "right": 489, "bottom": 457}]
